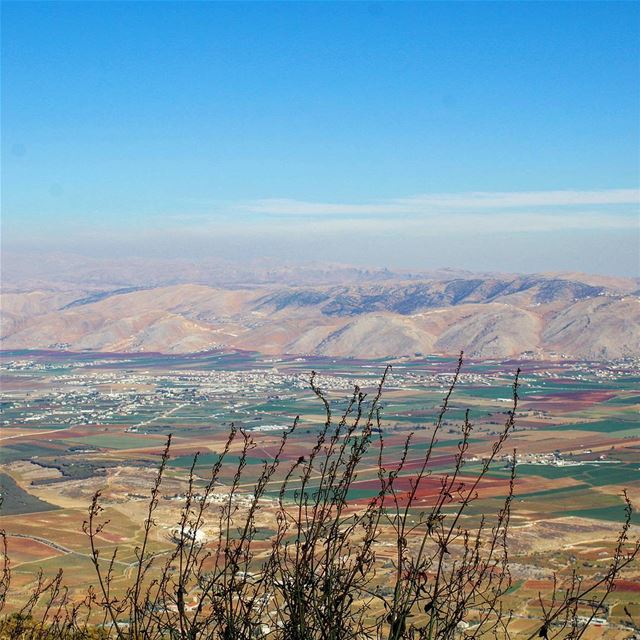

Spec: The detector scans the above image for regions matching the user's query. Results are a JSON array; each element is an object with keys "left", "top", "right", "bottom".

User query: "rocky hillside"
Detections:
[{"left": 1, "top": 274, "right": 638, "bottom": 360}]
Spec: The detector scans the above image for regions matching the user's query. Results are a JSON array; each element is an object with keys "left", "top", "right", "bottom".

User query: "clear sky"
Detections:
[{"left": 2, "top": 1, "right": 639, "bottom": 275}]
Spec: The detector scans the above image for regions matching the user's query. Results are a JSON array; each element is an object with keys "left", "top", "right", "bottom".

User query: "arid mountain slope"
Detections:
[
  {"left": 1, "top": 275, "right": 638, "bottom": 359},
  {"left": 541, "top": 297, "right": 640, "bottom": 360}
]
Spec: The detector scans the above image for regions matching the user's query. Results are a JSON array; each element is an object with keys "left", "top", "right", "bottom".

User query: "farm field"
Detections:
[{"left": 0, "top": 349, "right": 638, "bottom": 636}]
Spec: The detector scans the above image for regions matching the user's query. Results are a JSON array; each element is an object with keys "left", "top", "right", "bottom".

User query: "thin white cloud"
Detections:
[
  {"left": 10, "top": 190, "right": 635, "bottom": 248},
  {"left": 238, "top": 188, "right": 640, "bottom": 217},
  {"left": 147, "top": 210, "right": 636, "bottom": 239}
]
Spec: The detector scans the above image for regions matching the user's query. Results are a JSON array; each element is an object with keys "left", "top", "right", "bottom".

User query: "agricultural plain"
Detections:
[{"left": 1, "top": 350, "right": 638, "bottom": 636}]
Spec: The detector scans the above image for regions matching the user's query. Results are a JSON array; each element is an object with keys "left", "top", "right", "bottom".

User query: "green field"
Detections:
[
  {"left": 545, "top": 418, "right": 639, "bottom": 433},
  {"left": 0, "top": 442, "right": 68, "bottom": 464},
  {"left": 0, "top": 473, "right": 59, "bottom": 516},
  {"left": 513, "top": 462, "right": 639, "bottom": 486},
  {"left": 556, "top": 503, "right": 640, "bottom": 524},
  {"left": 68, "top": 434, "right": 166, "bottom": 449}
]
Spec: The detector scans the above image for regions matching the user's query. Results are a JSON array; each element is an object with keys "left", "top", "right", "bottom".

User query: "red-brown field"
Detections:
[{"left": 6, "top": 535, "right": 66, "bottom": 566}]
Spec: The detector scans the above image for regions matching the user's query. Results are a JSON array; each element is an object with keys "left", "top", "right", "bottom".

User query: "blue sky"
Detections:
[{"left": 2, "top": 1, "right": 639, "bottom": 275}]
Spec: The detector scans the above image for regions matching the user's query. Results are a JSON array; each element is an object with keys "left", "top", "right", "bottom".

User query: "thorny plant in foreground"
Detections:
[{"left": 0, "top": 355, "right": 638, "bottom": 639}]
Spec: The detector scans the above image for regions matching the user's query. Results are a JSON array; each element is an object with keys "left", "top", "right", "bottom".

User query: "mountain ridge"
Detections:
[{"left": 2, "top": 272, "right": 638, "bottom": 360}]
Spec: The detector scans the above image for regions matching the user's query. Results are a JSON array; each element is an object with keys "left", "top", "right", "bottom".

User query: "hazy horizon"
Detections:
[{"left": 2, "top": 242, "right": 639, "bottom": 286}]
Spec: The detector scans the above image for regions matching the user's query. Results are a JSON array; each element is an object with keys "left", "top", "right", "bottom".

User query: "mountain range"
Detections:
[{"left": 2, "top": 261, "right": 638, "bottom": 360}]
